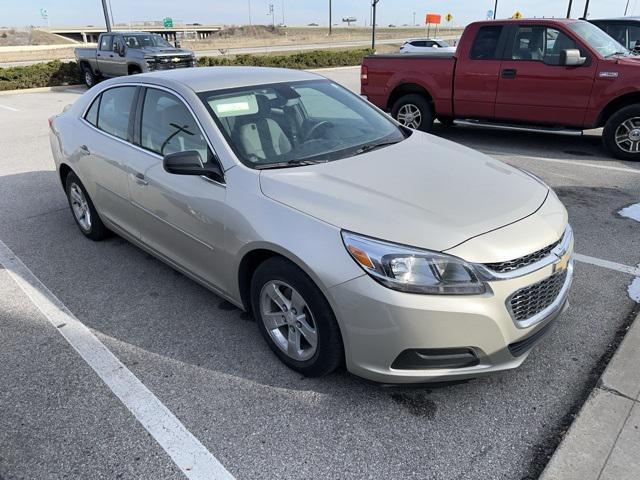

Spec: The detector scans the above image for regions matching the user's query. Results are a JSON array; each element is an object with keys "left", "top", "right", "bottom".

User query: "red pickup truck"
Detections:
[{"left": 361, "top": 18, "right": 640, "bottom": 160}]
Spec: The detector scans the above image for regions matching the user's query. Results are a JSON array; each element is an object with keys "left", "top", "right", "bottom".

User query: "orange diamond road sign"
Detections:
[
  {"left": 445, "top": 13, "right": 453, "bottom": 22},
  {"left": 512, "top": 11, "right": 523, "bottom": 19}
]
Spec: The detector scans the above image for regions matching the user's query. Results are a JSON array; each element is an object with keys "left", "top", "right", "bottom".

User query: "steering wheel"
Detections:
[{"left": 303, "top": 121, "right": 333, "bottom": 141}]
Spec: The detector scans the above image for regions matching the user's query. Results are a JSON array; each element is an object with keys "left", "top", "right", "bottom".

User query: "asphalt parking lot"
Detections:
[{"left": 1, "top": 67, "right": 639, "bottom": 480}]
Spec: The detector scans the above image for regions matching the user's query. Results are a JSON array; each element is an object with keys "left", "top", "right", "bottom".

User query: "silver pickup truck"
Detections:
[{"left": 75, "top": 31, "right": 196, "bottom": 87}]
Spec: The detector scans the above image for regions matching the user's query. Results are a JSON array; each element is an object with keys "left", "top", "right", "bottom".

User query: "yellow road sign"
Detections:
[
  {"left": 445, "top": 13, "right": 453, "bottom": 22},
  {"left": 512, "top": 11, "right": 523, "bottom": 19}
]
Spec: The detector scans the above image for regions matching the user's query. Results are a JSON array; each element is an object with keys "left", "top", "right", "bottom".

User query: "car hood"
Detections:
[{"left": 259, "top": 132, "right": 548, "bottom": 252}]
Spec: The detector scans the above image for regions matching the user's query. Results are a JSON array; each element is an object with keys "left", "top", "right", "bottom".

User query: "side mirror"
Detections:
[
  {"left": 163, "top": 150, "right": 223, "bottom": 181},
  {"left": 561, "top": 49, "right": 586, "bottom": 66},
  {"left": 174, "top": 40, "right": 181, "bottom": 48}
]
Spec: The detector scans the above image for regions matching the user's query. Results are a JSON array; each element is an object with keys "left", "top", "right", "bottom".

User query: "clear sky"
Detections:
[{"left": 3, "top": 0, "right": 634, "bottom": 28}]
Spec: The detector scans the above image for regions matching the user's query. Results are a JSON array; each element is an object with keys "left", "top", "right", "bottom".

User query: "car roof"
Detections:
[
  {"left": 110, "top": 66, "right": 324, "bottom": 93},
  {"left": 470, "top": 18, "right": 582, "bottom": 26},
  {"left": 590, "top": 17, "right": 640, "bottom": 23}
]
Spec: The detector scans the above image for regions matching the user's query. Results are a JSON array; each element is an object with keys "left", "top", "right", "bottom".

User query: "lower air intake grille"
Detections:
[{"left": 508, "top": 270, "right": 567, "bottom": 322}]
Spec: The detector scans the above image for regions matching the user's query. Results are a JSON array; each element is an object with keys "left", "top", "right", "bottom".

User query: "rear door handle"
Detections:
[
  {"left": 135, "top": 172, "right": 148, "bottom": 185},
  {"left": 79, "top": 144, "right": 90, "bottom": 155},
  {"left": 501, "top": 68, "right": 517, "bottom": 79}
]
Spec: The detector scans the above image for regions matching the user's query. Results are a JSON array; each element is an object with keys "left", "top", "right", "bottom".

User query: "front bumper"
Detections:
[{"left": 329, "top": 247, "right": 573, "bottom": 384}]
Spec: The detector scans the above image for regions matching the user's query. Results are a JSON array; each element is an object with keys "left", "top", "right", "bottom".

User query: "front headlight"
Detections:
[{"left": 342, "top": 232, "right": 487, "bottom": 295}]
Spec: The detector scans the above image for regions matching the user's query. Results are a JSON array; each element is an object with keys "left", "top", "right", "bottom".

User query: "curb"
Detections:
[
  {"left": 540, "top": 311, "right": 640, "bottom": 480},
  {"left": 0, "top": 85, "right": 85, "bottom": 96}
]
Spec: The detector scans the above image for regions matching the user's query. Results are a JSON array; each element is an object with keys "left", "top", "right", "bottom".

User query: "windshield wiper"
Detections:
[
  {"left": 606, "top": 50, "right": 629, "bottom": 58},
  {"left": 354, "top": 140, "right": 401, "bottom": 155},
  {"left": 254, "top": 159, "right": 327, "bottom": 170}
]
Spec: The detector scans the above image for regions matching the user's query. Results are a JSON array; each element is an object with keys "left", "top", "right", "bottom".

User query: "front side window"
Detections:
[
  {"left": 511, "top": 26, "right": 579, "bottom": 64},
  {"left": 95, "top": 86, "right": 136, "bottom": 141},
  {"left": 627, "top": 25, "right": 640, "bottom": 50},
  {"left": 99, "top": 35, "right": 113, "bottom": 51},
  {"left": 140, "top": 88, "right": 211, "bottom": 161},
  {"left": 200, "top": 79, "right": 407, "bottom": 168},
  {"left": 470, "top": 26, "right": 504, "bottom": 60}
]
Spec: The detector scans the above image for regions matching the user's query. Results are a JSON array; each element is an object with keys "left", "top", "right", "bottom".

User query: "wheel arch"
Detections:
[
  {"left": 59, "top": 163, "right": 73, "bottom": 188},
  {"left": 127, "top": 63, "right": 142, "bottom": 74},
  {"left": 596, "top": 93, "right": 640, "bottom": 127},
  {"left": 387, "top": 83, "right": 434, "bottom": 111}
]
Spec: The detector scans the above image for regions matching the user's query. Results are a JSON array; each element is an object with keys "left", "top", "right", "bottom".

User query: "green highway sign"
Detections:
[{"left": 163, "top": 17, "right": 173, "bottom": 28}]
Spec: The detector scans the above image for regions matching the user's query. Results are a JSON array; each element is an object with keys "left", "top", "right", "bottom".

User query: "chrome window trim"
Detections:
[
  {"left": 474, "top": 225, "right": 573, "bottom": 281},
  {"left": 79, "top": 82, "right": 226, "bottom": 188},
  {"left": 507, "top": 260, "right": 574, "bottom": 329}
]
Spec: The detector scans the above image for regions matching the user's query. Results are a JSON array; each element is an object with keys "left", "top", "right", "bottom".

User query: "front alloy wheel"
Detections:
[
  {"left": 259, "top": 281, "right": 318, "bottom": 361},
  {"left": 603, "top": 104, "right": 640, "bottom": 161},
  {"left": 390, "top": 93, "right": 434, "bottom": 132},
  {"left": 250, "top": 257, "right": 343, "bottom": 377}
]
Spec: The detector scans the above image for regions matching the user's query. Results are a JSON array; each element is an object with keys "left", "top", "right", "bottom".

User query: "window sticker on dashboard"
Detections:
[{"left": 210, "top": 95, "right": 258, "bottom": 117}]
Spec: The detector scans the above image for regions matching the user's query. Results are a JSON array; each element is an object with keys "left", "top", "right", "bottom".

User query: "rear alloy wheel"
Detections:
[
  {"left": 83, "top": 67, "right": 97, "bottom": 88},
  {"left": 65, "top": 171, "right": 109, "bottom": 240},
  {"left": 251, "top": 257, "right": 343, "bottom": 377},
  {"left": 603, "top": 104, "right": 640, "bottom": 161},
  {"left": 391, "top": 94, "right": 434, "bottom": 132}
]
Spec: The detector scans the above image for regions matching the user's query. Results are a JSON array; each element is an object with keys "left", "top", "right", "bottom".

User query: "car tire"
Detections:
[
  {"left": 82, "top": 66, "right": 98, "bottom": 88},
  {"left": 128, "top": 67, "right": 142, "bottom": 75},
  {"left": 603, "top": 104, "right": 640, "bottom": 161},
  {"left": 65, "top": 171, "right": 109, "bottom": 241},
  {"left": 391, "top": 94, "right": 434, "bottom": 132},
  {"left": 250, "top": 257, "right": 344, "bottom": 377}
]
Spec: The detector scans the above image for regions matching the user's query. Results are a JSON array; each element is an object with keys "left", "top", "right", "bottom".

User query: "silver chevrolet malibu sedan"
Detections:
[{"left": 49, "top": 67, "right": 574, "bottom": 383}]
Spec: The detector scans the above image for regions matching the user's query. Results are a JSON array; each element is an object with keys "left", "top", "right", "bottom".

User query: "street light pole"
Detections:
[
  {"left": 566, "top": 0, "right": 573, "bottom": 18},
  {"left": 248, "top": 0, "right": 252, "bottom": 25},
  {"left": 583, "top": 0, "right": 590, "bottom": 18},
  {"left": 101, "top": 0, "right": 112, "bottom": 31},
  {"left": 329, "top": 0, "right": 332, "bottom": 35},
  {"left": 371, "top": 0, "right": 380, "bottom": 50},
  {"left": 493, "top": 0, "right": 498, "bottom": 19}
]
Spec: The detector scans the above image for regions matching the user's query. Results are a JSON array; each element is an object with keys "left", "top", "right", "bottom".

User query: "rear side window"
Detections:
[
  {"left": 96, "top": 86, "right": 136, "bottom": 141},
  {"left": 140, "top": 88, "right": 211, "bottom": 161},
  {"left": 85, "top": 96, "right": 100, "bottom": 126},
  {"left": 470, "top": 25, "right": 503, "bottom": 59}
]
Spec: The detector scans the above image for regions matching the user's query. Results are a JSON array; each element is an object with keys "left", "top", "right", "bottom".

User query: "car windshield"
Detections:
[
  {"left": 123, "top": 34, "right": 173, "bottom": 49},
  {"left": 568, "top": 21, "right": 628, "bottom": 57},
  {"left": 200, "top": 79, "right": 408, "bottom": 168}
]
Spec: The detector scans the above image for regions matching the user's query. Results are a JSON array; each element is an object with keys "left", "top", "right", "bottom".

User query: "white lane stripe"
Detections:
[
  {"left": 486, "top": 151, "right": 640, "bottom": 175},
  {"left": 0, "top": 104, "right": 19, "bottom": 112},
  {"left": 0, "top": 240, "right": 235, "bottom": 480},
  {"left": 574, "top": 253, "right": 640, "bottom": 276}
]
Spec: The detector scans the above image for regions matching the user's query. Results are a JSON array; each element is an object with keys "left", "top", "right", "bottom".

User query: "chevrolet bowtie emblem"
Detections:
[
  {"left": 171, "top": 57, "right": 181, "bottom": 63},
  {"left": 554, "top": 250, "right": 571, "bottom": 273}
]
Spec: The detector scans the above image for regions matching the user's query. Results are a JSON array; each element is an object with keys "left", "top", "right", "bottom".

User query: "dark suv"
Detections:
[{"left": 590, "top": 17, "right": 640, "bottom": 52}]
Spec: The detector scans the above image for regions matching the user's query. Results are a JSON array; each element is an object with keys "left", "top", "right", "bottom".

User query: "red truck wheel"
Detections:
[
  {"left": 391, "top": 94, "right": 434, "bottom": 132},
  {"left": 603, "top": 105, "right": 640, "bottom": 161}
]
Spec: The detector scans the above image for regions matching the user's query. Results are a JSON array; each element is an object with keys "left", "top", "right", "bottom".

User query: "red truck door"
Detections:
[
  {"left": 453, "top": 25, "right": 507, "bottom": 119},
  {"left": 495, "top": 24, "right": 597, "bottom": 127}
]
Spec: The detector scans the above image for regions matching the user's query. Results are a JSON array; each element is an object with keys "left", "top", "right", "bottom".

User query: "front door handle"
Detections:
[
  {"left": 134, "top": 172, "right": 148, "bottom": 186},
  {"left": 501, "top": 68, "right": 517, "bottom": 79}
]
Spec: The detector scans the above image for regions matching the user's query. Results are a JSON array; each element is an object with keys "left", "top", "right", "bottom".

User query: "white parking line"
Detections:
[
  {"left": 0, "top": 104, "right": 19, "bottom": 112},
  {"left": 574, "top": 253, "right": 640, "bottom": 276},
  {"left": 487, "top": 151, "right": 640, "bottom": 175},
  {"left": 0, "top": 240, "right": 235, "bottom": 480}
]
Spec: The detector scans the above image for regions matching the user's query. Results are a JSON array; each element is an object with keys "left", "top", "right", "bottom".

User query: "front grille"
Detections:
[
  {"left": 485, "top": 238, "right": 560, "bottom": 273},
  {"left": 152, "top": 58, "right": 193, "bottom": 70},
  {"left": 508, "top": 270, "right": 567, "bottom": 322}
]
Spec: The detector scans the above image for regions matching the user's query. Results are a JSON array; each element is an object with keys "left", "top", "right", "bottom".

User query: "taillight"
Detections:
[{"left": 360, "top": 65, "right": 368, "bottom": 85}]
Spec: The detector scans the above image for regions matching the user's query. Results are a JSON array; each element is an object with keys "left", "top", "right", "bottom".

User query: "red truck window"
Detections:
[
  {"left": 470, "top": 26, "right": 504, "bottom": 60},
  {"left": 511, "top": 26, "right": 580, "bottom": 65}
]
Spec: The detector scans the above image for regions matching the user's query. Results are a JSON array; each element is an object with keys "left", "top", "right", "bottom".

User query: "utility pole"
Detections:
[
  {"left": 248, "top": 0, "right": 252, "bottom": 25},
  {"left": 268, "top": 3, "right": 275, "bottom": 28},
  {"left": 329, "top": 0, "right": 332, "bottom": 35},
  {"left": 493, "top": 0, "right": 498, "bottom": 19},
  {"left": 413, "top": 11, "right": 416, "bottom": 26},
  {"left": 625, "top": 0, "right": 631, "bottom": 15},
  {"left": 566, "top": 0, "right": 573, "bottom": 18},
  {"left": 371, "top": 0, "right": 380, "bottom": 49},
  {"left": 281, "top": 0, "right": 285, "bottom": 25},
  {"left": 101, "top": 0, "right": 112, "bottom": 31},
  {"left": 583, "top": 0, "right": 590, "bottom": 18}
]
